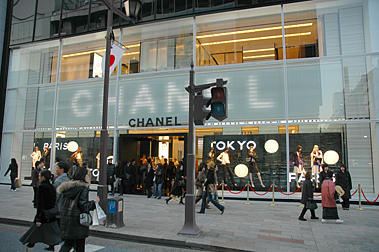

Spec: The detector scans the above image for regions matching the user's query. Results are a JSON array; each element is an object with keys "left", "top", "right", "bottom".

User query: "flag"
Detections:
[{"left": 101, "top": 42, "right": 125, "bottom": 77}]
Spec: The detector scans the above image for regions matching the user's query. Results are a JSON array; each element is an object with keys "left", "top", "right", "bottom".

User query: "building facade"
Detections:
[{"left": 1, "top": 0, "right": 379, "bottom": 195}]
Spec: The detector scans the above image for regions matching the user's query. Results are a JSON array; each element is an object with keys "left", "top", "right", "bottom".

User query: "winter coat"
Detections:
[
  {"left": 57, "top": 180, "right": 96, "bottom": 240},
  {"left": 169, "top": 168, "right": 184, "bottom": 197},
  {"left": 335, "top": 170, "right": 352, "bottom": 199},
  {"left": 144, "top": 166, "right": 154, "bottom": 188},
  {"left": 154, "top": 164, "right": 164, "bottom": 185},
  {"left": 204, "top": 168, "right": 216, "bottom": 188},
  {"left": 319, "top": 170, "right": 333, "bottom": 186},
  {"left": 35, "top": 180, "right": 57, "bottom": 223},
  {"left": 107, "top": 163, "right": 115, "bottom": 183},
  {"left": 4, "top": 163, "right": 18, "bottom": 180},
  {"left": 195, "top": 170, "right": 207, "bottom": 187},
  {"left": 53, "top": 173, "right": 70, "bottom": 212},
  {"left": 321, "top": 179, "right": 337, "bottom": 208},
  {"left": 300, "top": 178, "right": 314, "bottom": 204},
  {"left": 32, "top": 167, "right": 42, "bottom": 187}
]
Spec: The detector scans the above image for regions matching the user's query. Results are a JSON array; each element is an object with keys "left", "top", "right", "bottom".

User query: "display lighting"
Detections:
[
  {"left": 200, "top": 32, "right": 311, "bottom": 46},
  {"left": 235, "top": 164, "right": 249, "bottom": 177},
  {"left": 243, "top": 54, "right": 276, "bottom": 59},
  {"left": 67, "top": 141, "right": 79, "bottom": 152},
  {"left": 264, "top": 139, "right": 279, "bottom": 153},
  {"left": 324, "top": 150, "right": 339, "bottom": 165},
  {"left": 243, "top": 48, "right": 275, "bottom": 53},
  {"left": 196, "top": 23, "right": 313, "bottom": 39},
  {"left": 62, "top": 43, "right": 140, "bottom": 58}
]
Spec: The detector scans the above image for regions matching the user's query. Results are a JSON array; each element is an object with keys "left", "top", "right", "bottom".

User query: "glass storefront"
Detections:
[{"left": 2, "top": 0, "right": 379, "bottom": 196}]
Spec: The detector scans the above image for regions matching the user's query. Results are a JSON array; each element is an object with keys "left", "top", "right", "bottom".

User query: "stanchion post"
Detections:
[
  {"left": 245, "top": 181, "right": 252, "bottom": 205},
  {"left": 356, "top": 184, "right": 365, "bottom": 211},
  {"left": 220, "top": 180, "right": 225, "bottom": 204},
  {"left": 269, "top": 182, "right": 277, "bottom": 207}
]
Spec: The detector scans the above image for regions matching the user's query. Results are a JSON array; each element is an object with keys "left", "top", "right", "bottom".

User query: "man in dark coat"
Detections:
[
  {"left": 298, "top": 172, "right": 319, "bottom": 221},
  {"left": 107, "top": 159, "right": 115, "bottom": 193},
  {"left": 144, "top": 162, "right": 154, "bottom": 198},
  {"left": 335, "top": 164, "right": 352, "bottom": 210}
]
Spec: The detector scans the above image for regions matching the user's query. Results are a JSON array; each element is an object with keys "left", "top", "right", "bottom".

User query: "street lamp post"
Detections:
[{"left": 98, "top": 0, "right": 141, "bottom": 213}]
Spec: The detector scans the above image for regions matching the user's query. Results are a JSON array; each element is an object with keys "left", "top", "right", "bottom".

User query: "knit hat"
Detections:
[{"left": 207, "top": 161, "right": 215, "bottom": 168}]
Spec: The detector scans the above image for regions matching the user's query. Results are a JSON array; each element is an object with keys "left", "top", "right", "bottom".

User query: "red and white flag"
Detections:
[{"left": 101, "top": 42, "right": 125, "bottom": 76}]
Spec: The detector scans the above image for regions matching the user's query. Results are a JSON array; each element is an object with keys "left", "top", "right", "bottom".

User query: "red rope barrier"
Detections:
[
  {"left": 250, "top": 186, "right": 272, "bottom": 196},
  {"left": 361, "top": 190, "right": 379, "bottom": 203},
  {"left": 217, "top": 185, "right": 221, "bottom": 189},
  {"left": 314, "top": 194, "right": 322, "bottom": 197},
  {"left": 225, "top": 185, "right": 247, "bottom": 194},
  {"left": 275, "top": 186, "right": 300, "bottom": 195},
  {"left": 351, "top": 189, "right": 358, "bottom": 196}
]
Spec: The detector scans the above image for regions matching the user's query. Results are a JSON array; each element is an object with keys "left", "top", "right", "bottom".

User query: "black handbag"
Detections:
[
  {"left": 306, "top": 199, "right": 318, "bottom": 210},
  {"left": 178, "top": 179, "right": 185, "bottom": 187},
  {"left": 44, "top": 205, "right": 60, "bottom": 219}
]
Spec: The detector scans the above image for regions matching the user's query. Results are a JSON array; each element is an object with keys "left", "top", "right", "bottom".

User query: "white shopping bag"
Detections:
[
  {"left": 92, "top": 209, "right": 99, "bottom": 226},
  {"left": 95, "top": 202, "right": 107, "bottom": 222}
]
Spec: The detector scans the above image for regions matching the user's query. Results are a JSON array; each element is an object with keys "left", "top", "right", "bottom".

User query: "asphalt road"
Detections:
[{"left": 0, "top": 223, "right": 208, "bottom": 252}]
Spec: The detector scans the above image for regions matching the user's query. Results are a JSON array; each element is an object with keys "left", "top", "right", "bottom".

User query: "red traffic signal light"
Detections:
[{"left": 211, "top": 87, "right": 227, "bottom": 121}]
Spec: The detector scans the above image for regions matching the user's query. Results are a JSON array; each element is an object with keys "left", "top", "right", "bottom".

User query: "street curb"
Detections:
[{"left": 0, "top": 218, "right": 251, "bottom": 252}]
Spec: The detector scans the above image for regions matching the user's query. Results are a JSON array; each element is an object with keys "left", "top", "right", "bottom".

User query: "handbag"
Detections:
[
  {"left": 15, "top": 178, "right": 22, "bottom": 188},
  {"left": 79, "top": 212, "right": 92, "bottom": 226},
  {"left": 306, "top": 198, "right": 318, "bottom": 210},
  {"left": 44, "top": 205, "right": 60, "bottom": 219},
  {"left": 178, "top": 179, "right": 185, "bottom": 187}
]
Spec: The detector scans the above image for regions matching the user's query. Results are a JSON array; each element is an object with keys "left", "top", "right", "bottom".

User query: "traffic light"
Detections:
[
  {"left": 211, "top": 86, "right": 227, "bottom": 121},
  {"left": 194, "top": 94, "right": 212, "bottom": 125}
]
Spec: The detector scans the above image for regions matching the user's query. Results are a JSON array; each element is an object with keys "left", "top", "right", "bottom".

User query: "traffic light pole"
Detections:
[{"left": 178, "top": 60, "right": 201, "bottom": 235}]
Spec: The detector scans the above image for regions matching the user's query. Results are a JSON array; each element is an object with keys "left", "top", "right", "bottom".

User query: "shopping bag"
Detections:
[
  {"left": 15, "top": 178, "right": 22, "bottom": 188},
  {"left": 95, "top": 202, "right": 106, "bottom": 222},
  {"left": 92, "top": 209, "right": 100, "bottom": 226}
]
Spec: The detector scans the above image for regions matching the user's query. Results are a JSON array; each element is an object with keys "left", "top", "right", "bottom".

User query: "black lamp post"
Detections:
[{"left": 98, "top": 0, "right": 141, "bottom": 214}]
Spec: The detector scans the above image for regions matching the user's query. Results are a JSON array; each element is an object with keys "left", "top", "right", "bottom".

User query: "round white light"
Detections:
[
  {"left": 234, "top": 164, "right": 249, "bottom": 178},
  {"left": 324, "top": 150, "right": 339, "bottom": 165},
  {"left": 265, "top": 140, "right": 279, "bottom": 153},
  {"left": 67, "top": 141, "right": 79, "bottom": 152}
]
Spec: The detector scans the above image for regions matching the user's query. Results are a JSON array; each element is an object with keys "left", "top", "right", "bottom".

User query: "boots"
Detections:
[
  {"left": 165, "top": 197, "right": 172, "bottom": 205},
  {"left": 179, "top": 196, "right": 184, "bottom": 205},
  {"left": 257, "top": 173, "right": 265, "bottom": 187},
  {"left": 249, "top": 173, "right": 255, "bottom": 187}
]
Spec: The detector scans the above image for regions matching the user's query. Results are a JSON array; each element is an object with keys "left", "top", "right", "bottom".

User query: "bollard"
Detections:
[
  {"left": 220, "top": 180, "right": 225, "bottom": 204},
  {"left": 244, "top": 181, "right": 252, "bottom": 205},
  {"left": 106, "top": 197, "right": 125, "bottom": 228},
  {"left": 355, "top": 184, "right": 365, "bottom": 211},
  {"left": 269, "top": 182, "right": 277, "bottom": 207}
]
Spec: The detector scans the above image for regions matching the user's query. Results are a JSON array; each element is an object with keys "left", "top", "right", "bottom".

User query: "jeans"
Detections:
[
  {"left": 153, "top": 183, "right": 163, "bottom": 198},
  {"left": 200, "top": 186, "right": 224, "bottom": 213},
  {"left": 10, "top": 178, "right": 16, "bottom": 190}
]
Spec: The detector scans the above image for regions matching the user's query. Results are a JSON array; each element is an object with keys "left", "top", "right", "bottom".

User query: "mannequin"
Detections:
[
  {"left": 30, "top": 146, "right": 42, "bottom": 170},
  {"left": 311, "top": 145, "right": 323, "bottom": 175},
  {"left": 248, "top": 146, "right": 265, "bottom": 187},
  {"left": 217, "top": 147, "right": 238, "bottom": 188},
  {"left": 70, "top": 147, "right": 83, "bottom": 167},
  {"left": 290, "top": 145, "right": 305, "bottom": 188},
  {"left": 208, "top": 147, "right": 216, "bottom": 162}
]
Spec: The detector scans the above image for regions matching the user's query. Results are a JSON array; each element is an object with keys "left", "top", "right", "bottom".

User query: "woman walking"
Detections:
[
  {"left": 335, "top": 164, "right": 352, "bottom": 210},
  {"left": 57, "top": 166, "right": 100, "bottom": 252},
  {"left": 298, "top": 172, "right": 319, "bottom": 221},
  {"left": 20, "top": 170, "right": 61, "bottom": 251},
  {"left": 166, "top": 162, "right": 185, "bottom": 205},
  {"left": 4, "top": 158, "right": 18, "bottom": 191},
  {"left": 321, "top": 175, "right": 343, "bottom": 224}
]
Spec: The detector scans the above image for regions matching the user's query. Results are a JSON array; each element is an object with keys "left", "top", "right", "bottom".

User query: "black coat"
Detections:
[
  {"left": 57, "top": 181, "right": 96, "bottom": 240},
  {"left": 144, "top": 167, "right": 154, "bottom": 188},
  {"left": 300, "top": 178, "right": 314, "bottom": 204},
  {"left": 107, "top": 163, "right": 115, "bottom": 183},
  {"left": 4, "top": 163, "right": 18, "bottom": 179},
  {"left": 335, "top": 171, "right": 352, "bottom": 199},
  {"left": 154, "top": 164, "right": 164, "bottom": 184},
  {"left": 35, "top": 180, "right": 57, "bottom": 223},
  {"left": 319, "top": 170, "right": 333, "bottom": 186},
  {"left": 169, "top": 168, "right": 184, "bottom": 196}
]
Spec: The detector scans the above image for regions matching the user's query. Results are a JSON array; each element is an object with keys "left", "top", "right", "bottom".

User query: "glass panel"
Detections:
[
  {"left": 10, "top": 0, "right": 36, "bottom": 44},
  {"left": 61, "top": 0, "right": 90, "bottom": 36},
  {"left": 117, "top": 71, "right": 189, "bottom": 127},
  {"left": 287, "top": 56, "right": 370, "bottom": 120},
  {"left": 196, "top": 62, "right": 285, "bottom": 122},
  {"left": 56, "top": 79, "right": 116, "bottom": 128},
  {"left": 34, "top": 0, "right": 61, "bottom": 40},
  {"left": 289, "top": 123, "right": 373, "bottom": 193},
  {"left": 60, "top": 31, "right": 120, "bottom": 81},
  {"left": 284, "top": 0, "right": 377, "bottom": 57},
  {"left": 140, "top": 0, "right": 154, "bottom": 22},
  {"left": 36, "top": 87, "right": 55, "bottom": 129},
  {"left": 121, "top": 18, "right": 193, "bottom": 74},
  {"left": 156, "top": 0, "right": 193, "bottom": 19},
  {"left": 8, "top": 41, "right": 59, "bottom": 87},
  {"left": 195, "top": 0, "right": 234, "bottom": 13},
  {"left": 196, "top": 6, "right": 282, "bottom": 67}
]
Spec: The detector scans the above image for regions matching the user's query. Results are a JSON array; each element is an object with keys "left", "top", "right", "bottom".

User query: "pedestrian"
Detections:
[
  {"left": 321, "top": 175, "right": 343, "bottom": 224},
  {"left": 107, "top": 158, "right": 115, "bottom": 193},
  {"left": 112, "top": 160, "right": 124, "bottom": 196},
  {"left": 195, "top": 163, "right": 207, "bottom": 204},
  {"left": 298, "top": 171, "right": 319, "bottom": 221},
  {"left": 335, "top": 164, "right": 352, "bottom": 210},
  {"left": 197, "top": 161, "right": 225, "bottom": 215},
  {"left": 129, "top": 159, "right": 137, "bottom": 193},
  {"left": 4, "top": 158, "right": 18, "bottom": 191},
  {"left": 57, "top": 166, "right": 100, "bottom": 252},
  {"left": 166, "top": 162, "right": 185, "bottom": 205},
  {"left": 20, "top": 170, "right": 62, "bottom": 251},
  {"left": 32, "top": 161, "right": 44, "bottom": 208},
  {"left": 153, "top": 163, "right": 164, "bottom": 199},
  {"left": 144, "top": 162, "right": 154, "bottom": 198},
  {"left": 319, "top": 163, "right": 333, "bottom": 187},
  {"left": 44, "top": 161, "right": 71, "bottom": 251},
  {"left": 167, "top": 160, "right": 176, "bottom": 191}
]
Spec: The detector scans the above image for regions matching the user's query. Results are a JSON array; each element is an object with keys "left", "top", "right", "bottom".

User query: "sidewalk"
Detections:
[{"left": 1, "top": 184, "right": 379, "bottom": 252}]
